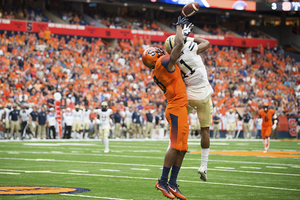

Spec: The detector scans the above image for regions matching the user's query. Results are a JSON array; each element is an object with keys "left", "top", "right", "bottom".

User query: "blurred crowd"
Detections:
[{"left": 0, "top": 29, "right": 299, "bottom": 139}]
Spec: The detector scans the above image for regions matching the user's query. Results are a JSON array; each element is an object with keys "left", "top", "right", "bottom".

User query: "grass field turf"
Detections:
[{"left": 0, "top": 139, "right": 299, "bottom": 200}]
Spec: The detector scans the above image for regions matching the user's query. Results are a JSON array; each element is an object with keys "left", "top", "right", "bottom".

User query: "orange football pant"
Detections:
[
  {"left": 165, "top": 105, "right": 189, "bottom": 151},
  {"left": 261, "top": 126, "right": 272, "bottom": 139}
]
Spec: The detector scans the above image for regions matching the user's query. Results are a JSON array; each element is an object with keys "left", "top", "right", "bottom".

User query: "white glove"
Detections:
[
  {"left": 182, "top": 23, "right": 194, "bottom": 36},
  {"left": 272, "top": 124, "right": 277, "bottom": 130}
]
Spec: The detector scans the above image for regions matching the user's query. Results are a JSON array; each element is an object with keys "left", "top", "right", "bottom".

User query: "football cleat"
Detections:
[
  {"left": 263, "top": 148, "right": 267, "bottom": 153},
  {"left": 155, "top": 180, "right": 175, "bottom": 199},
  {"left": 104, "top": 148, "right": 109, "bottom": 153},
  {"left": 198, "top": 165, "right": 207, "bottom": 181},
  {"left": 169, "top": 184, "right": 186, "bottom": 200}
]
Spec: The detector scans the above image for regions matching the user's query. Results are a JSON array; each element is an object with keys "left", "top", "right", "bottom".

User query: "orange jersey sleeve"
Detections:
[
  {"left": 153, "top": 55, "right": 188, "bottom": 107},
  {"left": 259, "top": 109, "right": 274, "bottom": 127}
]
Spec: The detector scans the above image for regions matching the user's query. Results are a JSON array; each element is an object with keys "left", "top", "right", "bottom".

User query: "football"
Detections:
[{"left": 181, "top": 2, "right": 200, "bottom": 17}]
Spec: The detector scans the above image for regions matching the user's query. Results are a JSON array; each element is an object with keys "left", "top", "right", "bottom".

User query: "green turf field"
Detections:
[{"left": 0, "top": 139, "right": 299, "bottom": 200}]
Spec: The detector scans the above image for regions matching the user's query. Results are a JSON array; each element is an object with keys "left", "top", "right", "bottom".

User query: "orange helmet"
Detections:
[
  {"left": 263, "top": 102, "right": 269, "bottom": 107},
  {"left": 142, "top": 47, "right": 166, "bottom": 69}
]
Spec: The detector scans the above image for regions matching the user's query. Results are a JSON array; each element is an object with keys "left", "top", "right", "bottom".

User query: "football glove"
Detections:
[
  {"left": 272, "top": 124, "right": 277, "bottom": 130},
  {"left": 173, "top": 16, "right": 189, "bottom": 26},
  {"left": 182, "top": 23, "right": 194, "bottom": 36}
]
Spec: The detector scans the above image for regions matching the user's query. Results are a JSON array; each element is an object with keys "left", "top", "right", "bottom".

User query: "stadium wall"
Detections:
[{"left": 0, "top": 19, "right": 277, "bottom": 47}]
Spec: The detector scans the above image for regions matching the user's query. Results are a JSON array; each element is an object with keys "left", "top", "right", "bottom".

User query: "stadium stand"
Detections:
[{"left": 0, "top": 0, "right": 299, "bottom": 140}]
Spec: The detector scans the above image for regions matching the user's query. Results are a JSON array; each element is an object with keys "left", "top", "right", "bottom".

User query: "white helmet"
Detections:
[
  {"left": 164, "top": 35, "right": 176, "bottom": 54},
  {"left": 164, "top": 35, "right": 188, "bottom": 54}
]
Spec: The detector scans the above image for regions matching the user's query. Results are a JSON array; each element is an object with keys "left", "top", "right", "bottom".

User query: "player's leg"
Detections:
[
  {"left": 52, "top": 126, "right": 56, "bottom": 139},
  {"left": 145, "top": 122, "right": 150, "bottom": 139},
  {"left": 190, "top": 123, "right": 194, "bottom": 138},
  {"left": 42, "top": 125, "right": 46, "bottom": 140},
  {"left": 115, "top": 123, "right": 120, "bottom": 138},
  {"left": 261, "top": 127, "right": 267, "bottom": 152},
  {"left": 103, "top": 129, "right": 109, "bottom": 153},
  {"left": 156, "top": 106, "right": 188, "bottom": 199},
  {"left": 10, "top": 121, "right": 15, "bottom": 140},
  {"left": 189, "top": 98, "right": 212, "bottom": 181},
  {"left": 213, "top": 124, "right": 216, "bottom": 138},
  {"left": 71, "top": 122, "right": 76, "bottom": 139},
  {"left": 82, "top": 123, "right": 86, "bottom": 139},
  {"left": 6, "top": 121, "right": 11, "bottom": 139},
  {"left": 226, "top": 123, "right": 231, "bottom": 139},
  {"left": 265, "top": 126, "right": 272, "bottom": 151},
  {"left": 67, "top": 125, "right": 72, "bottom": 139},
  {"left": 274, "top": 127, "right": 278, "bottom": 139},
  {"left": 168, "top": 107, "right": 188, "bottom": 200},
  {"left": 37, "top": 125, "right": 41, "bottom": 140},
  {"left": 125, "top": 121, "right": 130, "bottom": 139}
]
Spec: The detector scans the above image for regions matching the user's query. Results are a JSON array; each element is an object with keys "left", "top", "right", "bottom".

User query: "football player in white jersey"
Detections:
[
  {"left": 82, "top": 105, "right": 91, "bottom": 139},
  {"left": 72, "top": 105, "right": 83, "bottom": 139},
  {"left": 124, "top": 106, "right": 134, "bottom": 139},
  {"left": 165, "top": 24, "right": 212, "bottom": 181},
  {"left": 225, "top": 108, "right": 238, "bottom": 139},
  {"left": 97, "top": 102, "right": 113, "bottom": 153},
  {"left": 0, "top": 105, "right": 4, "bottom": 138},
  {"left": 3, "top": 103, "right": 13, "bottom": 139},
  {"left": 189, "top": 109, "right": 200, "bottom": 138}
]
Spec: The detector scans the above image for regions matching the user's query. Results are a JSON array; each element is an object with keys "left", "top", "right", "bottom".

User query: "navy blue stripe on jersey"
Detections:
[
  {"left": 161, "top": 55, "right": 175, "bottom": 73},
  {"left": 190, "top": 43, "right": 195, "bottom": 51},
  {"left": 183, "top": 36, "right": 187, "bottom": 44},
  {"left": 170, "top": 113, "right": 178, "bottom": 148},
  {"left": 188, "top": 41, "right": 193, "bottom": 49}
]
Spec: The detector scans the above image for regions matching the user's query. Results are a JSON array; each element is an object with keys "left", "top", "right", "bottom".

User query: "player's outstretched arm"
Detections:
[
  {"left": 193, "top": 38, "right": 210, "bottom": 54},
  {"left": 167, "top": 16, "right": 188, "bottom": 72}
]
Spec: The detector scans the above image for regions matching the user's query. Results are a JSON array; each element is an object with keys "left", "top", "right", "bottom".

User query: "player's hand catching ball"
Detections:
[
  {"left": 173, "top": 16, "right": 189, "bottom": 26},
  {"left": 182, "top": 23, "right": 194, "bottom": 36}
]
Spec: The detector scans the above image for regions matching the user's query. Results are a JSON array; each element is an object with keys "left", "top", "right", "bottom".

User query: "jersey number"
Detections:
[
  {"left": 180, "top": 59, "right": 195, "bottom": 78},
  {"left": 101, "top": 115, "right": 106, "bottom": 121},
  {"left": 264, "top": 116, "right": 269, "bottom": 122},
  {"left": 153, "top": 76, "right": 166, "bottom": 93}
]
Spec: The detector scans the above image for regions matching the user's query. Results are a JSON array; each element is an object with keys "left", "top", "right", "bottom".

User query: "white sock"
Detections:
[
  {"left": 201, "top": 148, "right": 209, "bottom": 168},
  {"left": 104, "top": 137, "right": 109, "bottom": 150},
  {"left": 267, "top": 137, "right": 270, "bottom": 150},
  {"left": 126, "top": 132, "right": 129, "bottom": 139},
  {"left": 263, "top": 139, "right": 267, "bottom": 149}
]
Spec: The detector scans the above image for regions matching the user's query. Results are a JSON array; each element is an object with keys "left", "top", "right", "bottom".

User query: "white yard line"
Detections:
[
  {"left": 68, "top": 170, "right": 89, "bottom": 173},
  {"left": 240, "top": 166, "right": 262, "bottom": 169},
  {"left": 100, "top": 169, "right": 120, "bottom": 172},
  {"left": 215, "top": 167, "right": 235, "bottom": 170},
  {"left": 0, "top": 172, "right": 20, "bottom": 175},
  {"left": 266, "top": 166, "right": 288, "bottom": 169},
  {"left": 130, "top": 168, "right": 150, "bottom": 171},
  {"left": 0, "top": 158, "right": 299, "bottom": 177},
  {"left": 0, "top": 169, "right": 299, "bottom": 192},
  {"left": 0, "top": 157, "right": 161, "bottom": 167},
  {"left": 60, "top": 194, "right": 134, "bottom": 200},
  {"left": 1, "top": 150, "right": 299, "bottom": 167},
  {"left": 25, "top": 171, "right": 52, "bottom": 173}
]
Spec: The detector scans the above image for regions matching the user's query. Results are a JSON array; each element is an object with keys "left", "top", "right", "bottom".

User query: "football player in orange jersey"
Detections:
[
  {"left": 258, "top": 103, "right": 278, "bottom": 153},
  {"left": 142, "top": 16, "right": 189, "bottom": 200}
]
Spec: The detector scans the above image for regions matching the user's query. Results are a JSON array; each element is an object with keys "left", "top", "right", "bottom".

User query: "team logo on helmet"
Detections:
[{"left": 142, "top": 47, "right": 166, "bottom": 69}]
